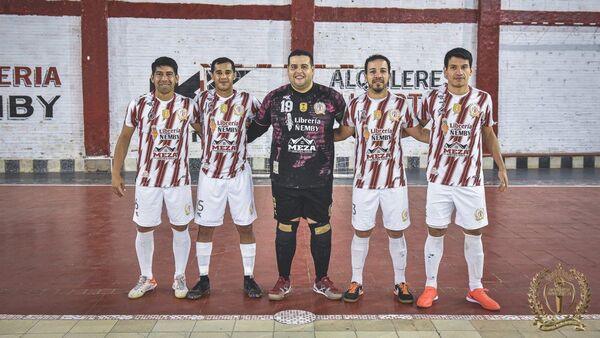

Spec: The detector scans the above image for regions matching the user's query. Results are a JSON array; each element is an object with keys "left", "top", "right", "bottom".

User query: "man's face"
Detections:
[
  {"left": 151, "top": 65, "right": 178, "bottom": 96},
  {"left": 366, "top": 59, "right": 390, "bottom": 94},
  {"left": 212, "top": 62, "right": 235, "bottom": 93},
  {"left": 288, "top": 55, "right": 314, "bottom": 91},
  {"left": 444, "top": 57, "right": 472, "bottom": 89}
]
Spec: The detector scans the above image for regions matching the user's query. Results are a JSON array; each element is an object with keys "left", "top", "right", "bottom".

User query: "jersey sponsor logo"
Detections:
[
  {"left": 452, "top": 103, "right": 461, "bottom": 114},
  {"left": 288, "top": 136, "right": 317, "bottom": 153},
  {"left": 216, "top": 120, "right": 238, "bottom": 133},
  {"left": 366, "top": 146, "right": 392, "bottom": 161},
  {"left": 373, "top": 109, "right": 382, "bottom": 120},
  {"left": 211, "top": 139, "right": 237, "bottom": 153},
  {"left": 286, "top": 113, "right": 293, "bottom": 131},
  {"left": 219, "top": 103, "right": 228, "bottom": 113},
  {"left": 370, "top": 127, "right": 393, "bottom": 141},
  {"left": 448, "top": 122, "right": 472, "bottom": 137},
  {"left": 162, "top": 108, "right": 170, "bottom": 119},
  {"left": 209, "top": 117, "right": 217, "bottom": 132},
  {"left": 299, "top": 102, "right": 308, "bottom": 112},
  {"left": 153, "top": 145, "right": 178, "bottom": 160},
  {"left": 468, "top": 103, "right": 481, "bottom": 118},
  {"left": 443, "top": 142, "right": 470, "bottom": 157},
  {"left": 441, "top": 118, "right": 449, "bottom": 135},
  {"left": 291, "top": 116, "right": 321, "bottom": 132},
  {"left": 151, "top": 125, "right": 158, "bottom": 139},
  {"left": 159, "top": 128, "right": 181, "bottom": 141}
]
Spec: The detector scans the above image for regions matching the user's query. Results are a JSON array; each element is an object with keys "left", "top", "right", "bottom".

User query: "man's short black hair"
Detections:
[
  {"left": 364, "top": 54, "right": 391, "bottom": 73},
  {"left": 211, "top": 57, "right": 236, "bottom": 73},
  {"left": 151, "top": 56, "right": 178, "bottom": 75},
  {"left": 288, "top": 49, "right": 314, "bottom": 66},
  {"left": 444, "top": 48, "right": 473, "bottom": 68}
]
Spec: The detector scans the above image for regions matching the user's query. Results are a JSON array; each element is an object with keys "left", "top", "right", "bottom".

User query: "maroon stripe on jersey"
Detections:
[
  {"left": 367, "top": 95, "right": 391, "bottom": 187},
  {"left": 429, "top": 89, "right": 452, "bottom": 182},
  {"left": 384, "top": 97, "right": 406, "bottom": 187},
  {"left": 441, "top": 90, "right": 472, "bottom": 186},
  {"left": 141, "top": 97, "right": 160, "bottom": 186},
  {"left": 375, "top": 93, "right": 391, "bottom": 131},
  {"left": 202, "top": 93, "right": 221, "bottom": 165},
  {"left": 212, "top": 92, "right": 238, "bottom": 178},
  {"left": 356, "top": 98, "right": 372, "bottom": 189},
  {"left": 368, "top": 161, "right": 381, "bottom": 189},
  {"left": 228, "top": 93, "right": 250, "bottom": 178},
  {"left": 458, "top": 113, "right": 482, "bottom": 186},
  {"left": 170, "top": 98, "right": 191, "bottom": 187},
  {"left": 154, "top": 97, "right": 177, "bottom": 187}
]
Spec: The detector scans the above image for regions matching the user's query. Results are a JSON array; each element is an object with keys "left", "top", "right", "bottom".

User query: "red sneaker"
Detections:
[
  {"left": 268, "top": 276, "right": 291, "bottom": 301},
  {"left": 416, "top": 286, "right": 438, "bottom": 308},
  {"left": 466, "top": 288, "right": 501, "bottom": 311}
]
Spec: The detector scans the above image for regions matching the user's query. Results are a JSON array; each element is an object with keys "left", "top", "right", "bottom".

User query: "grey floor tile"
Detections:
[
  {"left": 274, "top": 322, "right": 314, "bottom": 332},
  {"left": 69, "top": 320, "right": 118, "bottom": 333},
  {"left": 110, "top": 320, "right": 156, "bottom": 333},
  {"left": 352, "top": 320, "right": 395, "bottom": 331},
  {"left": 315, "top": 332, "right": 356, "bottom": 338},
  {"left": 64, "top": 334, "right": 108, "bottom": 338},
  {"left": 431, "top": 320, "right": 477, "bottom": 331},
  {"left": 27, "top": 320, "right": 78, "bottom": 334},
  {"left": 234, "top": 320, "right": 275, "bottom": 332},
  {"left": 438, "top": 331, "right": 482, "bottom": 338},
  {"left": 106, "top": 333, "right": 147, "bottom": 338},
  {"left": 470, "top": 320, "right": 517, "bottom": 331},
  {"left": 21, "top": 334, "right": 64, "bottom": 338},
  {"left": 479, "top": 331, "right": 523, "bottom": 338},
  {"left": 314, "top": 320, "right": 355, "bottom": 331},
  {"left": 518, "top": 330, "right": 566, "bottom": 338},
  {"left": 231, "top": 332, "right": 273, "bottom": 338},
  {"left": 190, "top": 333, "right": 232, "bottom": 338},
  {"left": 394, "top": 332, "right": 440, "bottom": 338},
  {"left": 147, "top": 333, "right": 189, "bottom": 338},
  {"left": 0, "top": 320, "right": 38, "bottom": 334},
  {"left": 274, "top": 332, "right": 315, "bottom": 338},
  {"left": 391, "top": 320, "right": 435, "bottom": 331},
  {"left": 152, "top": 320, "right": 196, "bottom": 332},
  {"left": 0, "top": 335, "right": 21, "bottom": 338},
  {"left": 356, "top": 331, "right": 398, "bottom": 338},
  {"left": 193, "top": 320, "right": 235, "bottom": 332}
]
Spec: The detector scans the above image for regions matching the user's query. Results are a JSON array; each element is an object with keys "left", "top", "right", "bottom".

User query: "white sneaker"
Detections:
[
  {"left": 128, "top": 275, "right": 157, "bottom": 299},
  {"left": 172, "top": 274, "right": 188, "bottom": 299}
]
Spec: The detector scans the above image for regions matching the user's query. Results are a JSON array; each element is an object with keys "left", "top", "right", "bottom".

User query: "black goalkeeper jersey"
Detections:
[{"left": 254, "top": 83, "right": 347, "bottom": 188}]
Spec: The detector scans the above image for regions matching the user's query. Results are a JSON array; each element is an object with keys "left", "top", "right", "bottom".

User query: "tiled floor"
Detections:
[{"left": 1, "top": 318, "right": 599, "bottom": 337}]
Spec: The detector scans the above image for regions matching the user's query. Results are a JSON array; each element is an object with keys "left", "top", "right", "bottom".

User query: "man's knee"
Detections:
[
  {"left": 428, "top": 227, "right": 447, "bottom": 237},
  {"left": 276, "top": 220, "right": 299, "bottom": 242},
  {"left": 464, "top": 228, "right": 483, "bottom": 236},
  {"left": 196, "top": 225, "right": 215, "bottom": 241},
  {"left": 386, "top": 229, "right": 404, "bottom": 238},
  {"left": 354, "top": 229, "right": 372, "bottom": 238},
  {"left": 309, "top": 222, "right": 331, "bottom": 238},
  {"left": 137, "top": 225, "right": 157, "bottom": 233},
  {"left": 171, "top": 224, "right": 188, "bottom": 232}
]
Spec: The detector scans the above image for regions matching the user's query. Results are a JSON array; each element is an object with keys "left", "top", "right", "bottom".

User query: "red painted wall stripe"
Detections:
[
  {"left": 81, "top": 0, "right": 110, "bottom": 156},
  {"left": 291, "top": 0, "right": 315, "bottom": 53},
  {"left": 501, "top": 10, "right": 600, "bottom": 25},
  {"left": 0, "top": 0, "right": 80, "bottom": 16},
  {"left": 316, "top": 7, "right": 477, "bottom": 23},
  {"left": 476, "top": 0, "right": 500, "bottom": 138},
  {"left": 107, "top": 2, "right": 290, "bottom": 20}
]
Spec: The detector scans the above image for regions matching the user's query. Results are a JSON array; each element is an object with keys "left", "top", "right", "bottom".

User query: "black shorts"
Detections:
[{"left": 271, "top": 183, "right": 333, "bottom": 223}]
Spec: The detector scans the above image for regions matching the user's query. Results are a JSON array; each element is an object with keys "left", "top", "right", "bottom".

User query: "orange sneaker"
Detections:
[
  {"left": 466, "top": 288, "right": 501, "bottom": 311},
  {"left": 416, "top": 286, "right": 438, "bottom": 308}
]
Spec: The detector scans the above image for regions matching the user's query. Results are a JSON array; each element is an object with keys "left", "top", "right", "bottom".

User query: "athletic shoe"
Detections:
[
  {"left": 172, "top": 274, "right": 188, "bottom": 299},
  {"left": 394, "top": 282, "right": 414, "bottom": 304},
  {"left": 268, "top": 276, "right": 291, "bottom": 301},
  {"left": 313, "top": 276, "right": 343, "bottom": 300},
  {"left": 416, "top": 286, "right": 438, "bottom": 308},
  {"left": 187, "top": 275, "right": 210, "bottom": 300},
  {"left": 342, "top": 282, "right": 363, "bottom": 303},
  {"left": 466, "top": 288, "right": 501, "bottom": 311},
  {"left": 128, "top": 275, "right": 157, "bottom": 299},
  {"left": 244, "top": 276, "right": 263, "bottom": 298}
]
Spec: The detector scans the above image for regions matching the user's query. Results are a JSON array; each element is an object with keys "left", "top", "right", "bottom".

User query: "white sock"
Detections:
[
  {"left": 424, "top": 234, "right": 444, "bottom": 288},
  {"left": 135, "top": 230, "right": 154, "bottom": 279},
  {"left": 464, "top": 233, "right": 484, "bottom": 290},
  {"left": 388, "top": 236, "right": 407, "bottom": 285},
  {"left": 240, "top": 243, "right": 256, "bottom": 276},
  {"left": 196, "top": 241, "right": 213, "bottom": 276},
  {"left": 351, "top": 235, "right": 370, "bottom": 285},
  {"left": 172, "top": 228, "right": 191, "bottom": 277}
]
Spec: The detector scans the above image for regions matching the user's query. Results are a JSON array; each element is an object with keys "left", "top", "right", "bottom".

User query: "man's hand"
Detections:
[
  {"left": 112, "top": 174, "right": 126, "bottom": 197},
  {"left": 498, "top": 169, "right": 508, "bottom": 192}
]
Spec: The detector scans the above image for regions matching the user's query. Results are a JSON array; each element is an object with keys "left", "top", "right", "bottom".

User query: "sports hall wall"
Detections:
[{"left": 1, "top": 0, "right": 599, "bottom": 173}]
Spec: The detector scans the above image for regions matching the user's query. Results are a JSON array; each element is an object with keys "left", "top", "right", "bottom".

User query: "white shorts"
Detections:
[
  {"left": 194, "top": 163, "right": 257, "bottom": 226},
  {"left": 133, "top": 185, "right": 194, "bottom": 227},
  {"left": 352, "top": 186, "right": 411, "bottom": 231},
  {"left": 426, "top": 182, "right": 488, "bottom": 230}
]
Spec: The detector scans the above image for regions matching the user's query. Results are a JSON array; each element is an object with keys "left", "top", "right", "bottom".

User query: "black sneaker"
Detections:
[
  {"left": 342, "top": 281, "right": 363, "bottom": 303},
  {"left": 394, "top": 282, "right": 414, "bottom": 304},
  {"left": 243, "top": 276, "right": 263, "bottom": 298},
  {"left": 187, "top": 275, "right": 210, "bottom": 300}
]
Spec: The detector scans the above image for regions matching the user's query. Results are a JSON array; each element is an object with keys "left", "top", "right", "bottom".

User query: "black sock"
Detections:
[
  {"left": 309, "top": 222, "right": 332, "bottom": 281},
  {"left": 275, "top": 221, "right": 299, "bottom": 278}
]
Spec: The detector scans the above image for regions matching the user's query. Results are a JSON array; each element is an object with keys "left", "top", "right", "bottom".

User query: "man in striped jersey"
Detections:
[
  {"left": 112, "top": 56, "right": 197, "bottom": 300},
  {"left": 334, "top": 55, "right": 430, "bottom": 303},
  {"left": 186, "top": 57, "right": 263, "bottom": 299},
  {"left": 415, "top": 48, "right": 508, "bottom": 311}
]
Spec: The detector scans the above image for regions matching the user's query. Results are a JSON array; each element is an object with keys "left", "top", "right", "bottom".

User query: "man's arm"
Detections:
[
  {"left": 482, "top": 126, "right": 508, "bottom": 192},
  {"left": 191, "top": 122, "right": 202, "bottom": 134},
  {"left": 334, "top": 125, "right": 355, "bottom": 142},
  {"left": 404, "top": 125, "right": 430, "bottom": 144},
  {"left": 111, "top": 125, "right": 135, "bottom": 197},
  {"left": 247, "top": 121, "right": 270, "bottom": 143}
]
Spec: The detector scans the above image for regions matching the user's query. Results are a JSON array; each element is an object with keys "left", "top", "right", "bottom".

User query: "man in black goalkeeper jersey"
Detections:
[{"left": 247, "top": 49, "right": 347, "bottom": 301}]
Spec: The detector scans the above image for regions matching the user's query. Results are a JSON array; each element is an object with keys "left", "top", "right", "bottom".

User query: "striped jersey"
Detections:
[
  {"left": 194, "top": 89, "right": 260, "bottom": 179},
  {"left": 418, "top": 84, "right": 495, "bottom": 187},
  {"left": 343, "top": 92, "right": 418, "bottom": 189},
  {"left": 124, "top": 92, "right": 197, "bottom": 187}
]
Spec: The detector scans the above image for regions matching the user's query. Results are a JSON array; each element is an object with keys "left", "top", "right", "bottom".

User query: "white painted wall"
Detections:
[
  {"left": 0, "top": 15, "right": 84, "bottom": 159},
  {"left": 499, "top": 25, "right": 600, "bottom": 154},
  {"left": 118, "top": 0, "right": 290, "bottom": 4},
  {"left": 316, "top": 0, "right": 477, "bottom": 9},
  {"left": 502, "top": 0, "right": 600, "bottom": 11}
]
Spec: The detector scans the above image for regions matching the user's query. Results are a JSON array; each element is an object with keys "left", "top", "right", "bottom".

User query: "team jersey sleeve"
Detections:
[
  {"left": 124, "top": 99, "right": 138, "bottom": 128},
  {"left": 192, "top": 92, "right": 204, "bottom": 125},
  {"left": 403, "top": 100, "right": 419, "bottom": 128},
  {"left": 342, "top": 100, "right": 354, "bottom": 127},
  {"left": 333, "top": 90, "right": 347, "bottom": 123},
  {"left": 481, "top": 93, "right": 496, "bottom": 127},
  {"left": 417, "top": 92, "right": 432, "bottom": 121},
  {"left": 255, "top": 92, "right": 273, "bottom": 127},
  {"left": 247, "top": 95, "right": 261, "bottom": 121},
  {"left": 189, "top": 99, "right": 200, "bottom": 124}
]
